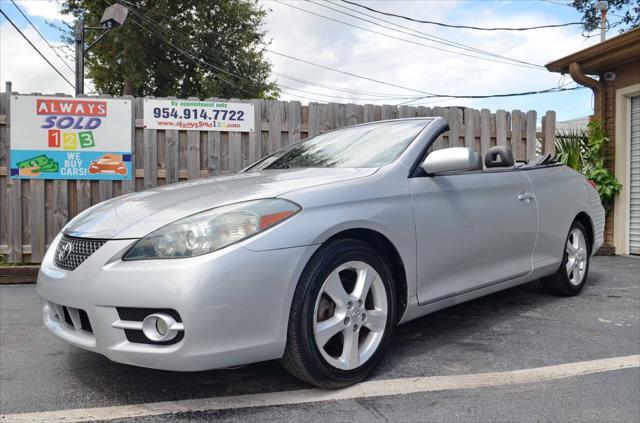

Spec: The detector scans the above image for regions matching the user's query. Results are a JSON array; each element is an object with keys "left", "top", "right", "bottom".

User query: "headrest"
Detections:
[{"left": 485, "top": 146, "right": 514, "bottom": 168}]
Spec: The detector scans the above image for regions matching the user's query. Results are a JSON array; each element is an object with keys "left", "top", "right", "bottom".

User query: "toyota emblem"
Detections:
[{"left": 57, "top": 242, "right": 73, "bottom": 262}]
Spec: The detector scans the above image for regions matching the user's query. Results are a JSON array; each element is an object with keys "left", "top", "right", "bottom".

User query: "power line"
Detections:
[
  {"left": 276, "top": 0, "right": 543, "bottom": 71},
  {"left": 121, "top": 2, "right": 430, "bottom": 100},
  {"left": 326, "top": 0, "right": 544, "bottom": 68},
  {"left": 120, "top": 0, "right": 412, "bottom": 98},
  {"left": 121, "top": 2, "right": 583, "bottom": 103},
  {"left": 126, "top": 18, "right": 263, "bottom": 98},
  {"left": 134, "top": 18, "right": 419, "bottom": 102},
  {"left": 538, "top": 0, "right": 627, "bottom": 19},
  {"left": 308, "top": 0, "right": 545, "bottom": 69},
  {"left": 119, "top": 0, "right": 438, "bottom": 96},
  {"left": 9, "top": 0, "right": 75, "bottom": 74},
  {"left": 0, "top": 8, "right": 75, "bottom": 89},
  {"left": 340, "top": 0, "right": 583, "bottom": 31},
  {"left": 126, "top": 13, "right": 343, "bottom": 103},
  {"left": 124, "top": 9, "right": 375, "bottom": 102},
  {"left": 120, "top": 1, "right": 367, "bottom": 101},
  {"left": 271, "top": 72, "right": 420, "bottom": 99},
  {"left": 396, "top": 85, "right": 582, "bottom": 106},
  {"left": 121, "top": 0, "right": 459, "bottom": 99},
  {"left": 266, "top": 50, "right": 437, "bottom": 96}
]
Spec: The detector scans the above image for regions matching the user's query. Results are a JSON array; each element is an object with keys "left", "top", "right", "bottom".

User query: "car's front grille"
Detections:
[
  {"left": 124, "top": 329, "right": 185, "bottom": 346},
  {"left": 116, "top": 307, "right": 182, "bottom": 323},
  {"left": 54, "top": 235, "right": 107, "bottom": 270},
  {"left": 50, "top": 302, "right": 93, "bottom": 333}
]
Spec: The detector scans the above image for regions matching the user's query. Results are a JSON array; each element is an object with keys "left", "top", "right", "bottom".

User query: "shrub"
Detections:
[{"left": 554, "top": 120, "right": 621, "bottom": 212}]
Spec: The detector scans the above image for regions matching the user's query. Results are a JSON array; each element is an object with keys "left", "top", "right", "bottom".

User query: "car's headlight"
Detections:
[{"left": 123, "top": 199, "right": 300, "bottom": 260}]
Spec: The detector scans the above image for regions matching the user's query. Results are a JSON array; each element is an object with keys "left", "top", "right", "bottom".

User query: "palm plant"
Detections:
[
  {"left": 554, "top": 128, "right": 587, "bottom": 171},
  {"left": 554, "top": 121, "right": 621, "bottom": 212}
]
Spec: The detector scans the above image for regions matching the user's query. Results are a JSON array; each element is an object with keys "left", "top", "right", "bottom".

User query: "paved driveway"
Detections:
[{"left": 1, "top": 256, "right": 639, "bottom": 422}]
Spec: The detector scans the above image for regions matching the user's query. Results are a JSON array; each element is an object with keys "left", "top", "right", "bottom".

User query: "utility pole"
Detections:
[
  {"left": 74, "top": 4, "right": 129, "bottom": 96},
  {"left": 595, "top": 1, "right": 608, "bottom": 42},
  {"left": 74, "top": 20, "right": 85, "bottom": 95}
]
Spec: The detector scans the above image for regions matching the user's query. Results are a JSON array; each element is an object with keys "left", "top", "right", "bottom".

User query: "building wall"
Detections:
[{"left": 600, "top": 58, "right": 640, "bottom": 247}]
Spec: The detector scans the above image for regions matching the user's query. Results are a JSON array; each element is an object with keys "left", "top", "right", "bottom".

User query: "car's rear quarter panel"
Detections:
[{"left": 524, "top": 165, "right": 601, "bottom": 273}]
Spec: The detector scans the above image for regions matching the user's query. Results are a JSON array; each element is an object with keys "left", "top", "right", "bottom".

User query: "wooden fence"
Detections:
[{"left": 0, "top": 89, "right": 556, "bottom": 263}]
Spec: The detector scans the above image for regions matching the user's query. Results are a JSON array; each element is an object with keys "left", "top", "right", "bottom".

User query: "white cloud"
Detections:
[
  {"left": 0, "top": 0, "right": 596, "bottom": 120},
  {"left": 262, "top": 0, "right": 598, "bottom": 119},
  {"left": 0, "top": 22, "right": 76, "bottom": 94},
  {"left": 14, "top": 0, "right": 73, "bottom": 23}
]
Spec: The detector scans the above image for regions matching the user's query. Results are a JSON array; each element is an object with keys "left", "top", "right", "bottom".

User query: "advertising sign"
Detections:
[
  {"left": 143, "top": 98, "right": 254, "bottom": 132},
  {"left": 9, "top": 95, "right": 133, "bottom": 180}
]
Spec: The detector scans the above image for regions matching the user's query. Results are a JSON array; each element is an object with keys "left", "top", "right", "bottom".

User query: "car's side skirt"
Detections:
[{"left": 398, "top": 263, "right": 559, "bottom": 325}]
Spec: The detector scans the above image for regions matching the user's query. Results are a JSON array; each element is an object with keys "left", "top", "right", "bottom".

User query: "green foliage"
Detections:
[
  {"left": 571, "top": 0, "right": 639, "bottom": 33},
  {"left": 60, "top": 0, "right": 278, "bottom": 98},
  {"left": 554, "top": 120, "right": 622, "bottom": 211},
  {"left": 554, "top": 128, "right": 587, "bottom": 171},
  {"left": 582, "top": 121, "right": 622, "bottom": 209}
]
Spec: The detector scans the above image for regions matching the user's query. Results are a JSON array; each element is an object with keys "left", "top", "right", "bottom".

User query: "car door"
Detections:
[{"left": 409, "top": 169, "right": 538, "bottom": 305}]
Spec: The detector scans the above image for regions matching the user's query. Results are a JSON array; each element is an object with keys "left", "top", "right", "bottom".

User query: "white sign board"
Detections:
[
  {"left": 143, "top": 99, "right": 255, "bottom": 132},
  {"left": 10, "top": 95, "right": 133, "bottom": 180}
]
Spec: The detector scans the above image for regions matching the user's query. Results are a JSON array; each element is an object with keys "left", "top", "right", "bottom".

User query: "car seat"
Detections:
[{"left": 484, "top": 146, "right": 514, "bottom": 168}]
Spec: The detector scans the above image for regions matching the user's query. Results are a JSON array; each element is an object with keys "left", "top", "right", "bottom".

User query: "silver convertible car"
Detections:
[{"left": 38, "top": 117, "right": 605, "bottom": 388}]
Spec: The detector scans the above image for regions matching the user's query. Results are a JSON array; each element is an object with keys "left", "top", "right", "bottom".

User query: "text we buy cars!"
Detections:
[{"left": 9, "top": 95, "right": 133, "bottom": 180}]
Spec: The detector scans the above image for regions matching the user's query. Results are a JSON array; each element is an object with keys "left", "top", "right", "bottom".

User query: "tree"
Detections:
[
  {"left": 571, "top": 0, "right": 639, "bottom": 33},
  {"left": 60, "top": 0, "right": 278, "bottom": 98}
]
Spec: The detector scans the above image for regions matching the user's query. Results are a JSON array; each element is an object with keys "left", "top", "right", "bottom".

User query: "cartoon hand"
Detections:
[{"left": 19, "top": 167, "right": 41, "bottom": 177}]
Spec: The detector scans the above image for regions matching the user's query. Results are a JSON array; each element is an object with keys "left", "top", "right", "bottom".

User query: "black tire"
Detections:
[
  {"left": 280, "top": 238, "right": 397, "bottom": 388},
  {"left": 540, "top": 221, "right": 591, "bottom": 296}
]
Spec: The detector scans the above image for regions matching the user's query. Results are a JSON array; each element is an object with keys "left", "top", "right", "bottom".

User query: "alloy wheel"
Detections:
[
  {"left": 312, "top": 261, "right": 388, "bottom": 370},
  {"left": 565, "top": 228, "right": 588, "bottom": 286}
]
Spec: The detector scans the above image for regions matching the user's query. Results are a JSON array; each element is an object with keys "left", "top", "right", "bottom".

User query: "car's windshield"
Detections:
[{"left": 250, "top": 120, "right": 427, "bottom": 170}]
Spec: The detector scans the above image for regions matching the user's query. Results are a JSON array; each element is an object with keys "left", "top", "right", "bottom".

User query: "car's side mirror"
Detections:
[{"left": 421, "top": 147, "right": 481, "bottom": 175}]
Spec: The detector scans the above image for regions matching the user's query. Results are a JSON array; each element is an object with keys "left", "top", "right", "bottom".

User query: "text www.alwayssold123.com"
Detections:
[{"left": 154, "top": 120, "right": 242, "bottom": 129}]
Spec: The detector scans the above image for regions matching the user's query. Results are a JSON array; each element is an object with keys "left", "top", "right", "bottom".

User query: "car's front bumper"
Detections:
[{"left": 37, "top": 235, "right": 316, "bottom": 371}]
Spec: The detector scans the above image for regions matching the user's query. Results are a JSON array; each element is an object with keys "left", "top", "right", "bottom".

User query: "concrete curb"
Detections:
[{"left": 0, "top": 266, "right": 39, "bottom": 284}]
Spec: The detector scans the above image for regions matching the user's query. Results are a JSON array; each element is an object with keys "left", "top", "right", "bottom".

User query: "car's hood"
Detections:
[{"left": 64, "top": 168, "right": 376, "bottom": 239}]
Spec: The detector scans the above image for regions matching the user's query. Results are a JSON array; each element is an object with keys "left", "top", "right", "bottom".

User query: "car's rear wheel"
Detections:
[
  {"left": 541, "top": 221, "right": 591, "bottom": 296},
  {"left": 280, "top": 238, "right": 396, "bottom": 388}
]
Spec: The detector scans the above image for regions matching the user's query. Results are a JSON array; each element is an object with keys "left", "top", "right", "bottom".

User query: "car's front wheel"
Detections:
[{"left": 281, "top": 238, "right": 396, "bottom": 388}]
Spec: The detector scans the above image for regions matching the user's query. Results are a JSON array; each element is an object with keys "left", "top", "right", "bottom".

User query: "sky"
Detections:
[{"left": 0, "top": 0, "right": 624, "bottom": 122}]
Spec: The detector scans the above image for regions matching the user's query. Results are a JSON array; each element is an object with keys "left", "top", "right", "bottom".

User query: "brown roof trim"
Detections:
[{"left": 546, "top": 27, "right": 640, "bottom": 75}]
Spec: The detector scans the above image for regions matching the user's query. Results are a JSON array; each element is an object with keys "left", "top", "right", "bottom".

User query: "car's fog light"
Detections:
[
  {"left": 156, "top": 318, "right": 168, "bottom": 336},
  {"left": 142, "top": 313, "right": 178, "bottom": 342}
]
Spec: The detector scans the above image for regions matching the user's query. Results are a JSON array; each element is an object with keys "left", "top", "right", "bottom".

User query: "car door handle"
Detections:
[{"left": 518, "top": 193, "right": 535, "bottom": 202}]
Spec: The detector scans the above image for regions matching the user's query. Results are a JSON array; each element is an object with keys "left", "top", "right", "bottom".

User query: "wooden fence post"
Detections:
[
  {"left": 381, "top": 104, "right": 396, "bottom": 120},
  {"left": 143, "top": 97, "right": 158, "bottom": 189},
  {"left": 543, "top": 110, "right": 556, "bottom": 155},
  {"left": 247, "top": 99, "right": 262, "bottom": 164},
  {"left": 448, "top": 108, "right": 462, "bottom": 147},
  {"left": 480, "top": 108, "right": 492, "bottom": 157},
  {"left": 3, "top": 91, "right": 22, "bottom": 262},
  {"left": 464, "top": 107, "right": 475, "bottom": 150},
  {"left": 511, "top": 110, "right": 524, "bottom": 161},
  {"left": 496, "top": 110, "right": 507, "bottom": 147},
  {"left": 288, "top": 101, "right": 302, "bottom": 146},
  {"left": 308, "top": 102, "right": 320, "bottom": 137},
  {"left": 526, "top": 110, "right": 537, "bottom": 161}
]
